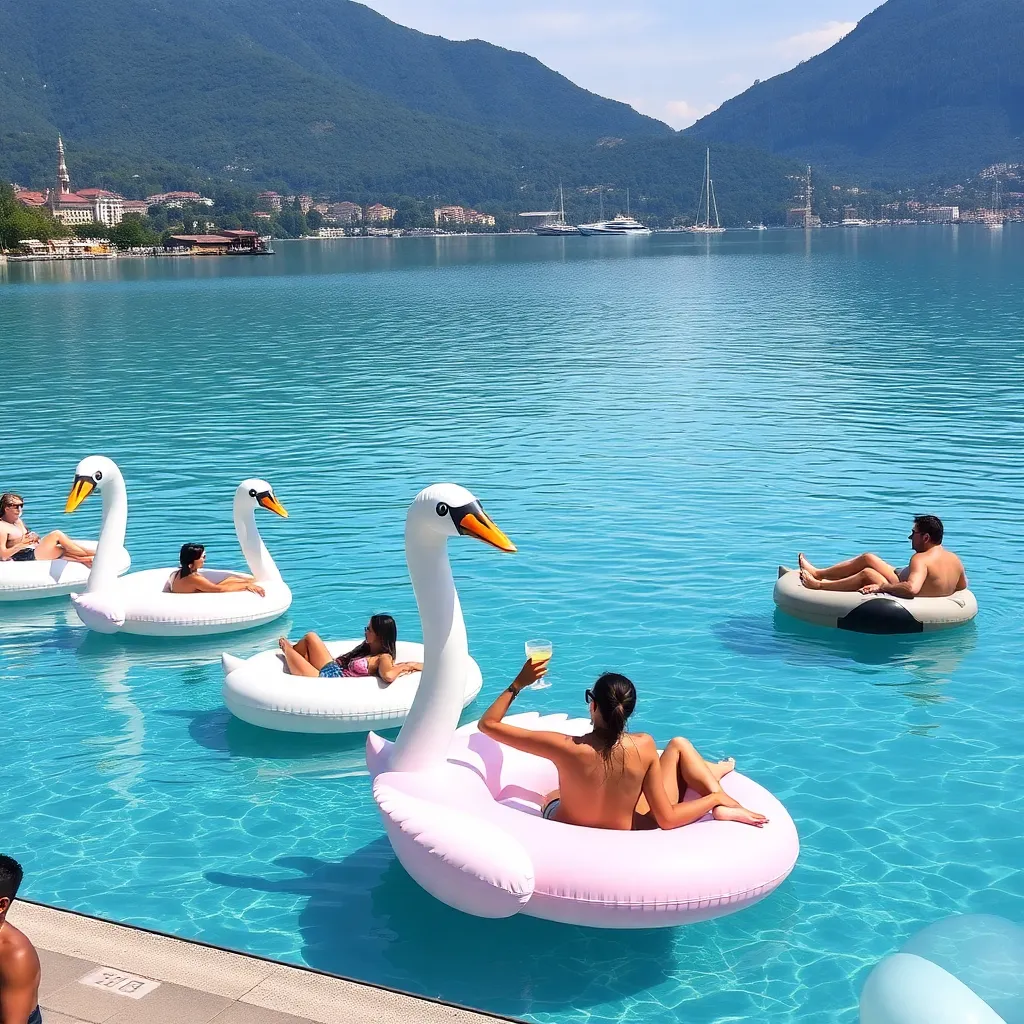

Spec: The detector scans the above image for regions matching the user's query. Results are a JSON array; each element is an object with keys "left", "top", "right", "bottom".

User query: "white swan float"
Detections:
[
  {"left": 67, "top": 458, "right": 291, "bottom": 636},
  {"left": 366, "top": 484, "right": 799, "bottom": 928},
  {"left": 221, "top": 639, "right": 482, "bottom": 733},
  {"left": 0, "top": 466, "right": 130, "bottom": 602}
]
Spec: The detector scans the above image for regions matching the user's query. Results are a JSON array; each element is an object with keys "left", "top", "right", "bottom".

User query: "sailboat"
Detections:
[
  {"left": 535, "top": 183, "right": 580, "bottom": 236},
  {"left": 688, "top": 148, "right": 726, "bottom": 234},
  {"left": 986, "top": 179, "right": 1005, "bottom": 230},
  {"left": 578, "top": 186, "right": 652, "bottom": 236}
]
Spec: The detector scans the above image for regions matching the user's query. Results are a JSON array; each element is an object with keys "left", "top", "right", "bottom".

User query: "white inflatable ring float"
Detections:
[
  {"left": 773, "top": 568, "right": 977, "bottom": 634},
  {"left": 0, "top": 540, "right": 129, "bottom": 602},
  {"left": 222, "top": 640, "right": 482, "bottom": 733},
  {"left": 369, "top": 714, "right": 800, "bottom": 927},
  {"left": 67, "top": 457, "right": 291, "bottom": 637}
]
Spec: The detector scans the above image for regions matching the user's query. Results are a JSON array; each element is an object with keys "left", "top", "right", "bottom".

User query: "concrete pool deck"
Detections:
[{"left": 9, "top": 901, "right": 515, "bottom": 1024}]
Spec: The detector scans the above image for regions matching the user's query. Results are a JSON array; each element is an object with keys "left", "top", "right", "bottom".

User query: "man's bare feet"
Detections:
[
  {"left": 707, "top": 757, "right": 735, "bottom": 781},
  {"left": 800, "top": 569, "right": 822, "bottom": 590},
  {"left": 797, "top": 553, "right": 819, "bottom": 578},
  {"left": 713, "top": 804, "right": 768, "bottom": 827}
]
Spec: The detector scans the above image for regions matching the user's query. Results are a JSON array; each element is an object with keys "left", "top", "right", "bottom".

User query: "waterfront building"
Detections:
[
  {"left": 318, "top": 227, "right": 347, "bottom": 238},
  {"left": 921, "top": 206, "right": 960, "bottom": 223},
  {"left": 434, "top": 204, "right": 466, "bottom": 226},
  {"left": 327, "top": 201, "right": 362, "bottom": 224},
  {"left": 77, "top": 189, "right": 125, "bottom": 227},
  {"left": 365, "top": 203, "right": 396, "bottom": 223},
  {"left": 163, "top": 230, "right": 266, "bottom": 255},
  {"left": 145, "top": 191, "right": 213, "bottom": 208}
]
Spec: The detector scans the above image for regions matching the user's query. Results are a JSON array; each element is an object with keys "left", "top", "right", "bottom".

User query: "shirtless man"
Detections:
[
  {"left": 0, "top": 856, "right": 42, "bottom": 1024},
  {"left": 798, "top": 514, "right": 967, "bottom": 597},
  {"left": 0, "top": 492, "right": 94, "bottom": 566},
  {"left": 479, "top": 661, "right": 767, "bottom": 830}
]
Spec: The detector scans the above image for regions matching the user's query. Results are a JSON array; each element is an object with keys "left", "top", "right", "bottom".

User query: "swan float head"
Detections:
[
  {"left": 405, "top": 483, "right": 515, "bottom": 552},
  {"left": 236, "top": 479, "right": 288, "bottom": 519},
  {"left": 65, "top": 455, "right": 121, "bottom": 513}
]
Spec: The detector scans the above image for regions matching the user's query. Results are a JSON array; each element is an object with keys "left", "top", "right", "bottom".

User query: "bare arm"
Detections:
[
  {"left": 956, "top": 568, "right": 968, "bottom": 592},
  {"left": 174, "top": 573, "right": 265, "bottom": 596},
  {"left": 374, "top": 654, "right": 422, "bottom": 684},
  {"left": 863, "top": 554, "right": 927, "bottom": 598},
  {"left": 639, "top": 738, "right": 725, "bottom": 829},
  {"left": 477, "top": 659, "right": 576, "bottom": 760},
  {"left": 0, "top": 941, "right": 41, "bottom": 1024},
  {"left": 0, "top": 524, "right": 33, "bottom": 560}
]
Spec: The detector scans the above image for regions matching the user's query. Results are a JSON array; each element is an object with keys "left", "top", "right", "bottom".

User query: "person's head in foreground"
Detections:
[
  {"left": 910, "top": 514, "right": 943, "bottom": 552},
  {"left": 0, "top": 854, "right": 23, "bottom": 921},
  {"left": 178, "top": 542, "right": 205, "bottom": 577},
  {"left": 1, "top": 494, "right": 24, "bottom": 524},
  {"left": 587, "top": 672, "right": 637, "bottom": 756}
]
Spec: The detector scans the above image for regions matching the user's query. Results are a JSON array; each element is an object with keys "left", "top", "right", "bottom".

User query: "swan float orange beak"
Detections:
[
  {"left": 456, "top": 503, "right": 516, "bottom": 553},
  {"left": 65, "top": 476, "right": 96, "bottom": 513},
  {"left": 257, "top": 491, "right": 289, "bottom": 518}
]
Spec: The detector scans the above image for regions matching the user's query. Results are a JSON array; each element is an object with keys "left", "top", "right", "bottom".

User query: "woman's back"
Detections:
[{"left": 551, "top": 732, "right": 652, "bottom": 830}]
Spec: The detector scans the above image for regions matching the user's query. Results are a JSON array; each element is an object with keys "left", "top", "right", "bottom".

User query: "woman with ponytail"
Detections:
[{"left": 479, "top": 661, "right": 767, "bottom": 830}]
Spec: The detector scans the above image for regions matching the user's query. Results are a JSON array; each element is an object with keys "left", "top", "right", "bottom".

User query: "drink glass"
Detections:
[{"left": 524, "top": 638, "right": 553, "bottom": 690}]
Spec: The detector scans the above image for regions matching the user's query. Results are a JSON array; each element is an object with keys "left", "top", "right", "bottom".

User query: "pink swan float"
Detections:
[{"left": 367, "top": 484, "right": 800, "bottom": 928}]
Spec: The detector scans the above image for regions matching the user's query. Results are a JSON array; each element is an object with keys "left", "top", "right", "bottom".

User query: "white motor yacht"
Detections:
[{"left": 578, "top": 215, "right": 651, "bottom": 236}]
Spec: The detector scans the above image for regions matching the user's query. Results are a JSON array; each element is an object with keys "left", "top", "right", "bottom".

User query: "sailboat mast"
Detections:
[
  {"left": 705, "top": 148, "right": 711, "bottom": 228},
  {"left": 559, "top": 182, "right": 565, "bottom": 224},
  {"left": 627, "top": 187, "right": 631, "bottom": 217}
]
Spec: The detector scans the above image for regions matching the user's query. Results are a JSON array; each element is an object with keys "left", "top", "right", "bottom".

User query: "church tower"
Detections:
[{"left": 56, "top": 134, "right": 71, "bottom": 195}]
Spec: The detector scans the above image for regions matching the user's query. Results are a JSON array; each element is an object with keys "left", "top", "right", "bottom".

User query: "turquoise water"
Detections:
[{"left": 2, "top": 229, "right": 1023, "bottom": 1022}]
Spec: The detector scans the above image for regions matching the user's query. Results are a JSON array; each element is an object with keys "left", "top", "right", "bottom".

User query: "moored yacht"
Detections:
[
  {"left": 577, "top": 215, "right": 652, "bottom": 236},
  {"left": 535, "top": 184, "right": 581, "bottom": 236}
]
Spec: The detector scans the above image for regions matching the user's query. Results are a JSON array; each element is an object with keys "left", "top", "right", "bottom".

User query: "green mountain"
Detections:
[
  {"left": 685, "top": 0, "right": 1024, "bottom": 182},
  {"left": 0, "top": 0, "right": 664, "bottom": 192},
  {"left": 0, "top": 0, "right": 807, "bottom": 225}
]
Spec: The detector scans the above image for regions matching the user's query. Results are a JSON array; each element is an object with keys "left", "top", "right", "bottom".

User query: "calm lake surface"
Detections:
[{"left": 2, "top": 229, "right": 1023, "bottom": 1023}]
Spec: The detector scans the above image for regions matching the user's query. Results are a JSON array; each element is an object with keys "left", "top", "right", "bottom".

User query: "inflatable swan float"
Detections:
[
  {"left": 221, "top": 639, "right": 482, "bottom": 734},
  {"left": 0, "top": 468, "right": 130, "bottom": 602},
  {"left": 67, "top": 457, "right": 291, "bottom": 636},
  {"left": 367, "top": 484, "right": 800, "bottom": 927}
]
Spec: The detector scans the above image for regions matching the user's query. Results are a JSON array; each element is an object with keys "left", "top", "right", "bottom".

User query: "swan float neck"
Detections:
[
  {"left": 234, "top": 481, "right": 284, "bottom": 584},
  {"left": 390, "top": 522, "right": 468, "bottom": 772},
  {"left": 68, "top": 459, "right": 127, "bottom": 594},
  {"left": 387, "top": 484, "right": 515, "bottom": 774}
]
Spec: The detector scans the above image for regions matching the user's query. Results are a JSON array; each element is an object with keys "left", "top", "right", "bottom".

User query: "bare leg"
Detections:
[
  {"left": 799, "top": 552, "right": 898, "bottom": 582},
  {"left": 34, "top": 531, "right": 93, "bottom": 565},
  {"left": 277, "top": 638, "right": 320, "bottom": 677},
  {"left": 291, "top": 632, "right": 335, "bottom": 670},
  {"left": 802, "top": 566, "right": 889, "bottom": 592},
  {"left": 659, "top": 738, "right": 767, "bottom": 826}
]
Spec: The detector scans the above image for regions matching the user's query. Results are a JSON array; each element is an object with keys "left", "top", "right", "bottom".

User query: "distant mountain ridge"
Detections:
[
  {"left": 685, "top": 0, "right": 1024, "bottom": 182},
  {"left": 0, "top": 0, "right": 668, "bottom": 196}
]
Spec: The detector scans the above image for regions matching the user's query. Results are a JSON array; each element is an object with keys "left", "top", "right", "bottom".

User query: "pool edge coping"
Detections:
[{"left": 13, "top": 897, "right": 523, "bottom": 1023}]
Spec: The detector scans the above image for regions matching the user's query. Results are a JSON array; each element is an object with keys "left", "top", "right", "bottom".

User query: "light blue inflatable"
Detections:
[{"left": 861, "top": 915, "right": 1024, "bottom": 1024}]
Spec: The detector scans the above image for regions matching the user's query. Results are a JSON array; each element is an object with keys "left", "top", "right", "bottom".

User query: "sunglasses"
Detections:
[
  {"left": 4, "top": 503, "right": 24, "bottom": 510},
  {"left": 585, "top": 689, "right": 594, "bottom": 705}
]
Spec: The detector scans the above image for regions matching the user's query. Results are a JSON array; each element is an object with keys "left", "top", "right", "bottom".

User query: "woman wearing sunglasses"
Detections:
[
  {"left": 478, "top": 660, "right": 767, "bottom": 830},
  {"left": 0, "top": 492, "right": 95, "bottom": 566}
]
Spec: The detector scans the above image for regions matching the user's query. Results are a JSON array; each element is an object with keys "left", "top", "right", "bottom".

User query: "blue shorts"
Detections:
[
  {"left": 12, "top": 548, "right": 36, "bottom": 562},
  {"left": 319, "top": 661, "right": 343, "bottom": 678},
  {"left": 29, "top": 1007, "right": 42, "bottom": 1024}
]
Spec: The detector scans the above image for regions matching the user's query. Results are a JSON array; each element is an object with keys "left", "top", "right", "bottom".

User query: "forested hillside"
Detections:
[{"left": 685, "top": 0, "right": 1024, "bottom": 182}]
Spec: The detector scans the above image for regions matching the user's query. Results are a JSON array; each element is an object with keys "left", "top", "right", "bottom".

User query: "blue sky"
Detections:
[{"left": 361, "top": 0, "right": 881, "bottom": 128}]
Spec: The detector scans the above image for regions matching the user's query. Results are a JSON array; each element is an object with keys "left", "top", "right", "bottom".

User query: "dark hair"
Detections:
[
  {"left": 913, "top": 514, "right": 944, "bottom": 544},
  {"left": 1, "top": 493, "right": 23, "bottom": 512},
  {"left": 0, "top": 855, "right": 24, "bottom": 903},
  {"left": 338, "top": 613, "right": 398, "bottom": 668},
  {"left": 178, "top": 543, "right": 205, "bottom": 578},
  {"left": 590, "top": 672, "right": 637, "bottom": 758}
]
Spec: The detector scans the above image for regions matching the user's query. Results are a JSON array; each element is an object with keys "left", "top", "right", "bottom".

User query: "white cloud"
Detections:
[
  {"left": 664, "top": 99, "right": 718, "bottom": 129},
  {"left": 777, "top": 20, "right": 857, "bottom": 60}
]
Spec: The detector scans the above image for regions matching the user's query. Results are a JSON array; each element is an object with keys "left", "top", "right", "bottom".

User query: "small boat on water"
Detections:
[
  {"left": 535, "top": 185, "right": 580, "bottom": 236},
  {"left": 687, "top": 148, "right": 726, "bottom": 234},
  {"left": 578, "top": 187, "right": 651, "bottom": 236},
  {"left": 578, "top": 215, "right": 652, "bottom": 236}
]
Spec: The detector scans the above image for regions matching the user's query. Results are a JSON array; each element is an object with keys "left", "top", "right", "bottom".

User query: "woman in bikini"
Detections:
[
  {"left": 166, "top": 543, "right": 265, "bottom": 596},
  {"left": 278, "top": 613, "right": 423, "bottom": 683}
]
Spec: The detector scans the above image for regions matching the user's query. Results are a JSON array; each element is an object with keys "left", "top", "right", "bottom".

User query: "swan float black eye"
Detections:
[{"left": 436, "top": 502, "right": 449, "bottom": 517}]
